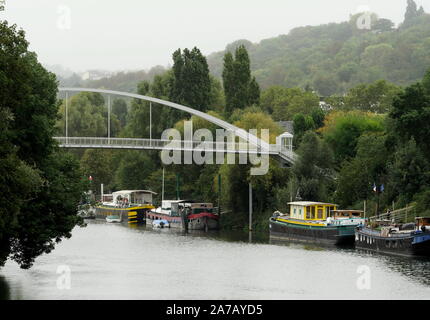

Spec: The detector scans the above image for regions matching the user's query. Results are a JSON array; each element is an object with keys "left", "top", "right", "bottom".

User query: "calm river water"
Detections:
[{"left": 1, "top": 220, "right": 430, "bottom": 300}]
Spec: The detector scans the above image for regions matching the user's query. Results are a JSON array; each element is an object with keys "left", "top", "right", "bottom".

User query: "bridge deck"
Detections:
[{"left": 54, "top": 137, "right": 296, "bottom": 164}]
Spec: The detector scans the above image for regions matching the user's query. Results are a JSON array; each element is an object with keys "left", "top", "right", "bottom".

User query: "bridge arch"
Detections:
[
  {"left": 59, "top": 87, "right": 268, "bottom": 150},
  {"left": 57, "top": 87, "right": 296, "bottom": 166}
]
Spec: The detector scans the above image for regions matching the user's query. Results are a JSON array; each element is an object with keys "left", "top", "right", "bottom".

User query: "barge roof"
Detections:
[{"left": 288, "top": 201, "right": 337, "bottom": 207}]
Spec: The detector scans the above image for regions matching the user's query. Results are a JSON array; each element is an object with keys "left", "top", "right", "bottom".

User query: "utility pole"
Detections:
[
  {"left": 107, "top": 95, "right": 111, "bottom": 143},
  {"left": 249, "top": 183, "right": 253, "bottom": 232},
  {"left": 364, "top": 200, "right": 366, "bottom": 219},
  {"left": 376, "top": 189, "right": 380, "bottom": 218},
  {"left": 218, "top": 174, "right": 221, "bottom": 216},
  {"left": 65, "top": 91, "right": 68, "bottom": 144},
  {"left": 176, "top": 174, "right": 180, "bottom": 200},
  {"left": 162, "top": 168, "right": 165, "bottom": 203},
  {"left": 150, "top": 102, "right": 152, "bottom": 146}
]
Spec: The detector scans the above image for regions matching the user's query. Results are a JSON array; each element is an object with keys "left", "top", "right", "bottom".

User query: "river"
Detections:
[{"left": 1, "top": 220, "right": 430, "bottom": 300}]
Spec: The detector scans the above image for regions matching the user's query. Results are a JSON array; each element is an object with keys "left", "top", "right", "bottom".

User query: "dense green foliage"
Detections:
[
  {"left": 207, "top": 4, "right": 430, "bottom": 94},
  {"left": 0, "top": 21, "right": 87, "bottom": 269},
  {"left": 58, "top": 66, "right": 167, "bottom": 93}
]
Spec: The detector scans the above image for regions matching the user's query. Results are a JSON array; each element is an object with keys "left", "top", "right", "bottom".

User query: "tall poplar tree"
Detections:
[
  {"left": 170, "top": 47, "right": 211, "bottom": 112},
  {"left": 222, "top": 45, "right": 260, "bottom": 117}
]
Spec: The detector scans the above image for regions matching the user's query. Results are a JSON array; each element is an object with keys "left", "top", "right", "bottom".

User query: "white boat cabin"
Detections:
[
  {"left": 171, "top": 202, "right": 214, "bottom": 217},
  {"left": 111, "top": 190, "right": 157, "bottom": 207},
  {"left": 288, "top": 201, "right": 337, "bottom": 221},
  {"left": 153, "top": 200, "right": 184, "bottom": 215}
]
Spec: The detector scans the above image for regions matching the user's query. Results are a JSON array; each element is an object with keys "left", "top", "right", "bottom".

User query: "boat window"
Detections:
[
  {"left": 310, "top": 206, "right": 316, "bottom": 219},
  {"left": 317, "top": 207, "right": 323, "bottom": 220},
  {"left": 306, "top": 208, "right": 311, "bottom": 220}
]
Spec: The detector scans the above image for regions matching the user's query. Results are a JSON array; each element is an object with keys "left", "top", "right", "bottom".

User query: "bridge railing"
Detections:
[
  {"left": 54, "top": 137, "right": 297, "bottom": 164},
  {"left": 55, "top": 137, "right": 292, "bottom": 153}
]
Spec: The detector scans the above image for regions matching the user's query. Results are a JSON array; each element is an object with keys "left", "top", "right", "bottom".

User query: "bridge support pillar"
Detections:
[{"left": 107, "top": 95, "right": 111, "bottom": 143}]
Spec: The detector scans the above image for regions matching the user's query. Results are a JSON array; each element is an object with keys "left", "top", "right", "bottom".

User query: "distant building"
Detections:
[{"left": 81, "top": 70, "right": 113, "bottom": 81}]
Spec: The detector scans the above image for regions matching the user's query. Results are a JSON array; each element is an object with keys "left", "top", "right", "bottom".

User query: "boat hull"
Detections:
[
  {"left": 355, "top": 228, "right": 430, "bottom": 257},
  {"left": 269, "top": 218, "right": 356, "bottom": 245},
  {"left": 95, "top": 205, "right": 154, "bottom": 225}
]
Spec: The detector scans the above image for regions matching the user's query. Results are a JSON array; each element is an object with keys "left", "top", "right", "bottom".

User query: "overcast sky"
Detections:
[{"left": 1, "top": 0, "right": 427, "bottom": 72}]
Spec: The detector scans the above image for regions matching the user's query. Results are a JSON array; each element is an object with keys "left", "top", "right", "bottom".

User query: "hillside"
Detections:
[
  {"left": 57, "top": 65, "right": 167, "bottom": 93},
  {"left": 207, "top": 11, "right": 430, "bottom": 95}
]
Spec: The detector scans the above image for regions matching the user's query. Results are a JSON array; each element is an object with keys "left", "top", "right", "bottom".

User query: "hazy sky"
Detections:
[{"left": 1, "top": 0, "right": 427, "bottom": 72}]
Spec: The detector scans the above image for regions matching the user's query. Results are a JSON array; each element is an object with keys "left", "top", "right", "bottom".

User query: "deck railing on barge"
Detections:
[{"left": 368, "top": 206, "right": 416, "bottom": 224}]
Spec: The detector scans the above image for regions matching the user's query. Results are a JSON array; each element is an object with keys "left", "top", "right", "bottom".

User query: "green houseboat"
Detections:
[{"left": 269, "top": 201, "right": 366, "bottom": 245}]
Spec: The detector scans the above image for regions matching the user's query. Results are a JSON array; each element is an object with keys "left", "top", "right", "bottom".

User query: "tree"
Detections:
[
  {"left": 293, "top": 132, "right": 335, "bottom": 201},
  {"left": 335, "top": 133, "right": 388, "bottom": 207},
  {"left": 422, "top": 68, "right": 430, "bottom": 95},
  {"left": 372, "top": 18, "right": 395, "bottom": 32},
  {"left": 293, "top": 113, "right": 315, "bottom": 146},
  {"left": 312, "top": 74, "right": 339, "bottom": 97},
  {"left": 114, "top": 151, "right": 157, "bottom": 191},
  {"left": 260, "top": 86, "right": 320, "bottom": 120},
  {"left": 0, "top": 21, "right": 86, "bottom": 269},
  {"left": 170, "top": 47, "right": 211, "bottom": 112},
  {"left": 403, "top": 0, "right": 421, "bottom": 27},
  {"left": 222, "top": 45, "right": 261, "bottom": 117},
  {"left": 112, "top": 98, "right": 128, "bottom": 129},
  {"left": 387, "top": 139, "right": 430, "bottom": 206},
  {"left": 342, "top": 80, "right": 402, "bottom": 113},
  {"left": 319, "top": 111, "right": 385, "bottom": 164},
  {"left": 80, "top": 149, "right": 116, "bottom": 196},
  {"left": 248, "top": 76, "right": 261, "bottom": 106},
  {"left": 57, "top": 92, "right": 121, "bottom": 137},
  {"left": 389, "top": 82, "right": 430, "bottom": 158}
]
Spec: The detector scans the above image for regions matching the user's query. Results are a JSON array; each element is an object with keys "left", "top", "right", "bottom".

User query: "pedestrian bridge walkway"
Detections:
[{"left": 56, "top": 88, "right": 298, "bottom": 166}]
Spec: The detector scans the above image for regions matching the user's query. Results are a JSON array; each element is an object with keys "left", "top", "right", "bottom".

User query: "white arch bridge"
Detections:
[{"left": 55, "top": 88, "right": 297, "bottom": 167}]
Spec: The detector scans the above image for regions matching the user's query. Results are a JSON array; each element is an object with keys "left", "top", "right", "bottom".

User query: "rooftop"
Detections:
[
  {"left": 112, "top": 190, "right": 158, "bottom": 195},
  {"left": 288, "top": 201, "right": 337, "bottom": 207}
]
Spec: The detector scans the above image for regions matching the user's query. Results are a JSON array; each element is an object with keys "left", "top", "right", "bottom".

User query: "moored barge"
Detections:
[
  {"left": 146, "top": 200, "right": 219, "bottom": 231},
  {"left": 355, "top": 217, "right": 430, "bottom": 257},
  {"left": 95, "top": 190, "right": 156, "bottom": 225},
  {"left": 269, "top": 202, "right": 366, "bottom": 245}
]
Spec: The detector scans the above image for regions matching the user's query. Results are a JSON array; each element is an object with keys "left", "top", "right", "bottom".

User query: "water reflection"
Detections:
[
  {"left": 355, "top": 250, "right": 430, "bottom": 286},
  {"left": 0, "top": 276, "right": 10, "bottom": 300}
]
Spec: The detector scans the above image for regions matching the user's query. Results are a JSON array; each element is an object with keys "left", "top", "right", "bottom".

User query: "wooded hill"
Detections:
[{"left": 207, "top": 5, "right": 430, "bottom": 95}]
